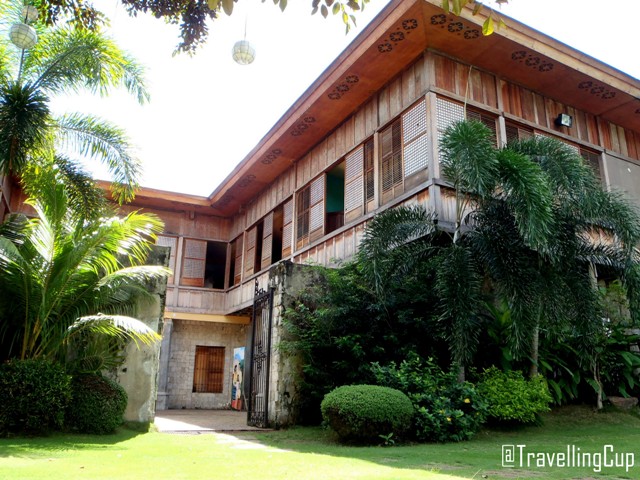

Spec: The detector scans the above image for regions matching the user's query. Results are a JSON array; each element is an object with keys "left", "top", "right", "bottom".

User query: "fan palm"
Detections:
[
  {"left": 0, "top": 2, "right": 148, "bottom": 203},
  {"left": 0, "top": 163, "right": 170, "bottom": 367}
]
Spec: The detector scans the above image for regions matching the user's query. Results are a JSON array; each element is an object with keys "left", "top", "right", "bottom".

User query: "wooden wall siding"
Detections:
[
  {"left": 293, "top": 189, "right": 431, "bottom": 268},
  {"left": 174, "top": 289, "right": 227, "bottom": 315},
  {"left": 433, "top": 54, "right": 498, "bottom": 109},
  {"left": 293, "top": 222, "right": 367, "bottom": 267},
  {"left": 602, "top": 123, "right": 640, "bottom": 161},
  {"left": 230, "top": 167, "right": 295, "bottom": 237},
  {"left": 117, "top": 205, "right": 231, "bottom": 242},
  {"left": 500, "top": 80, "right": 640, "bottom": 161},
  {"left": 225, "top": 271, "right": 270, "bottom": 313},
  {"left": 439, "top": 188, "right": 479, "bottom": 226}
]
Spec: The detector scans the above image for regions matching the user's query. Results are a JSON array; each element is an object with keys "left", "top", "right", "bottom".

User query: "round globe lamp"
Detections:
[
  {"left": 232, "top": 40, "right": 256, "bottom": 65},
  {"left": 10, "top": 23, "right": 37, "bottom": 49}
]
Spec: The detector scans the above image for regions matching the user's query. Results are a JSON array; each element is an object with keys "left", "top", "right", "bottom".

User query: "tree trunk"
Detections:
[
  {"left": 529, "top": 324, "right": 539, "bottom": 378},
  {"left": 457, "top": 364, "right": 465, "bottom": 383}
]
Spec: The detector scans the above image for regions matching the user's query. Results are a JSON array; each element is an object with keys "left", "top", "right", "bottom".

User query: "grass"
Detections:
[{"left": 1, "top": 406, "right": 640, "bottom": 480}]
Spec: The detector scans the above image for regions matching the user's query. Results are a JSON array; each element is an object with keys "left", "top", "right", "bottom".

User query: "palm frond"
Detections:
[
  {"left": 0, "top": 82, "right": 52, "bottom": 175},
  {"left": 439, "top": 120, "right": 499, "bottom": 197},
  {"left": 52, "top": 155, "right": 109, "bottom": 221},
  {"left": 24, "top": 27, "right": 149, "bottom": 104},
  {"left": 54, "top": 112, "right": 141, "bottom": 203},
  {"left": 67, "top": 314, "right": 161, "bottom": 347},
  {"left": 435, "top": 244, "right": 483, "bottom": 367},
  {"left": 358, "top": 205, "right": 437, "bottom": 297},
  {"left": 495, "top": 148, "right": 554, "bottom": 250}
]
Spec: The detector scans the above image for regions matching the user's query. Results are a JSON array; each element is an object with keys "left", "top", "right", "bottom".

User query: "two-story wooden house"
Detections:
[{"left": 2, "top": 0, "right": 638, "bottom": 427}]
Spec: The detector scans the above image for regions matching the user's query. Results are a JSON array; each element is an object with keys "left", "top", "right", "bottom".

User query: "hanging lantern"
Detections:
[
  {"left": 21, "top": 5, "right": 39, "bottom": 23},
  {"left": 9, "top": 23, "right": 38, "bottom": 50},
  {"left": 232, "top": 40, "right": 256, "bottom": 65}
]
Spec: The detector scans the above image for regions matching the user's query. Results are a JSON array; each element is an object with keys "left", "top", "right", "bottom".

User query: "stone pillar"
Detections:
[
  {"left": 155, "top": 318, "right": 173, "bottom": 410},
  {"left": 112, "top": 245, "right": 169, "bottom": 427}
]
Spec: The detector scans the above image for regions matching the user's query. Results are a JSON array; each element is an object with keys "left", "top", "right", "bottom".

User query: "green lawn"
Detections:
[{"left": 1, "top": 406, "right": 639, "bottom": 480}]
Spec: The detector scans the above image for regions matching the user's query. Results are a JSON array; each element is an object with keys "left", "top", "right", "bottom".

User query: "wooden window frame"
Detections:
[{"left": 192, "top": 346, "right": 225, "bottom": 393}]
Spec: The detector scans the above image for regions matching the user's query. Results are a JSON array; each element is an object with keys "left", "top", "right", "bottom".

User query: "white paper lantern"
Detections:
[
  {"left": 21, "top": 5, "right": 39, "bottom": 23},
  {"left": 232, "top": 40, "right": 256, "bottom": 65},
  {"left": 9, "top": 23, "right": 38, "bottom": 50}
]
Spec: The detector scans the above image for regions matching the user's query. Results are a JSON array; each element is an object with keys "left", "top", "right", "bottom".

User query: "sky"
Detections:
[{"left": 50, "top": 0, "right": 639, "bottom": 197}]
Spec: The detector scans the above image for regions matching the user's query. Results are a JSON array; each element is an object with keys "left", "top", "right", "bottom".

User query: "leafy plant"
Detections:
[
  {"left": 66, "top": 373, "right": 128, "bottom": 434},
  {"left": 320, "top": 385, "right": 414, "bottom": 444},
  {"left": 0, "top": 358, "right": 71, "bottom": 436},
  {"left": 477, "top": 367, "right": 552, "bottom": 424},
  {"left": 371, "top": 355, "right": 487, "bottom": 442},
  {"left": 0, "top": 164, "right": 169, "bottom": 367}
]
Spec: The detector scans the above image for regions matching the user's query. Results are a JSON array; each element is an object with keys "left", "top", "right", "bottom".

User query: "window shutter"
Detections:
[
  {"left": 580, "top": 148, "right": 601, "bottom": 179},
  {"left": 244, "top": 226, "right": 257, "bottom": 277},
  {"left": 261, "top": 211, "right": 274, "bottom": 270},
  {"left": 402, "top": 99, "right": 428, "bottom": 178},
  {"left": 233, "top": 235, "right": 243, "bottom": 285},
  {"left": 296, "top": 187, "right": 311, "bottom": 249},
  {"left": 309, "top": 175, "right": 325, "bottom": 243},
  {"left": 156, "top": 235, "right": 177, "bottom": 284},
  {"left": 380, "top": 119, "right": 403, "bottom": 204},
  {"left": 505, "top": 123, "right": 534, "bottom": 143},
  {"left": 282, "top": 198, "right": 293, "bottom": 257},
  {"left": 181, "top": 238, "right": 206, "bottom": 287},
  {"left": 364, "top": 138, "right": 375, "bottom": 211},
  {"left": 467, "top": 109, "right": 497, "bottom": 145},
  {"left": 344, "top": 145, "right": 364, "bottom": 223}
]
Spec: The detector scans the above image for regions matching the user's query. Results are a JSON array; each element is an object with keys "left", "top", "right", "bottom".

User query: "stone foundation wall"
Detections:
[
  {"left": 167, "top": 320, "right": 248, "bottom": 409},
  {"left": 266, "top": 261, "right": 320, "bottom": 427}
]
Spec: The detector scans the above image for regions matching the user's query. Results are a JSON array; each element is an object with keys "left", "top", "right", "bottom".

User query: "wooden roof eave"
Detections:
[{"left": 205, "top": 0, "right": 419, "bottom": 215}]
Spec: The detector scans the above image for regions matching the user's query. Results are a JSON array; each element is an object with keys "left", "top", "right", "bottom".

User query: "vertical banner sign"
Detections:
[{"left": 231, "top": 347, "right": 245, "bottom": 410}]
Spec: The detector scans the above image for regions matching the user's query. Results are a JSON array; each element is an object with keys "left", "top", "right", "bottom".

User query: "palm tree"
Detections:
[
  {"left": 0, "top": 2, "right": 148, "bottom": 204},
  {"left": 358, "top": 120, "right": 640, "bottom": 381},
  {"left": 470, "top": 136, "right": 640, "bottom": 376},
  {"left": 0, "top": 162, "right": 170, "bottom": 368}
]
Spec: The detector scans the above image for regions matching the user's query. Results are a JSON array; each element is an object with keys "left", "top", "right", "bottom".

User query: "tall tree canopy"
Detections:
[{"left": 0, "top": 0, "right": 148, "bottom": 203}]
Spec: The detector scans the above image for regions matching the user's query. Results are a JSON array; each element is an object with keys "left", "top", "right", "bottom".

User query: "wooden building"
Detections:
[{"left": 1, "top": 0, "right": 639, "bottom": 426}]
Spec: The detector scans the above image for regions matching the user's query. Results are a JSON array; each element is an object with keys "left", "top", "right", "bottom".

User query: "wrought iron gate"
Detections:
[{"left": 247, "top": 280, "right": 274, "bottom": 427}]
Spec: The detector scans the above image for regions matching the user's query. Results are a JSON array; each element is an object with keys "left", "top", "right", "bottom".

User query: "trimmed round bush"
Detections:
[
  {"left": 477, "top": 367, "right": 552, "bottom": 424},
  {"left": 66, "top": 374, "right": 128, "bottom": 434},
  {"left": 0, "top": 359, "right": 72, "bottom": 436},
  {"left": 321, "top": 384, "right": 414, "bottom": 444}
]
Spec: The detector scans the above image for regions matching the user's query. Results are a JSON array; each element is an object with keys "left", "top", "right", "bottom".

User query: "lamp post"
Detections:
[{"left": 9, "top": 5, "right": 39, "bottom": 80}]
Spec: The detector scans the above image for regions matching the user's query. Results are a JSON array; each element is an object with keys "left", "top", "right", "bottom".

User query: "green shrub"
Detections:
[
  {"left": 477, "top": 367, "right": 552, "bottom": 424},
  {"left": 371, "top": 355, "right": 487, "bottom": 442},
  {"left": 0, "top": 359, "right": 72, "bottom": 436},
  {"left": 321, "top": 385, "right": 414, "bottom": 444},
  {"left": 66, "top": 374, "right": 128, "bottom": 434}
]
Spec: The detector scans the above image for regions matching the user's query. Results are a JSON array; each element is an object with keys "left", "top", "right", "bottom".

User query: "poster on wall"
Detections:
[{"left": 231, "top": 347, "right": 245, "bottom": 410}]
